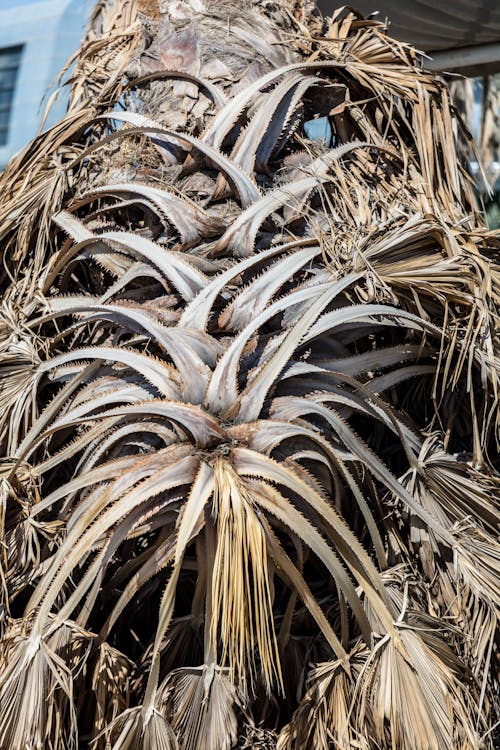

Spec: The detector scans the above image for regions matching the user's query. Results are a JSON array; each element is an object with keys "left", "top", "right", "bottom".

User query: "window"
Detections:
[{"left": 0, "top": 45, "right": 23, "bottom": 147}]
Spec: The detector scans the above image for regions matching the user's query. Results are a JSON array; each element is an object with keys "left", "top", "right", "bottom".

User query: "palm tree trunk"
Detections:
[{"left": 0, "top": 2, "right": 498, "bottom": 749}]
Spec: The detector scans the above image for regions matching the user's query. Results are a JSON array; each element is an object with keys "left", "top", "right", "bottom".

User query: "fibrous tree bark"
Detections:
[{"left": 0, "top": 2, "right": 498, "bottom": 749}]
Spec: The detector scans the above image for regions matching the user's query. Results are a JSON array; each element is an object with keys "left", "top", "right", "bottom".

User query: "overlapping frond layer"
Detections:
[{"left": 0, "top": 1, "right": 498, "bottom": 748}]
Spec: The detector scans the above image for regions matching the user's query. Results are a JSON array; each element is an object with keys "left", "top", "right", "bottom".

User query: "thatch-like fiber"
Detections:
[{"left": 0, "top": 1, "right": 498, "bottom": 748}]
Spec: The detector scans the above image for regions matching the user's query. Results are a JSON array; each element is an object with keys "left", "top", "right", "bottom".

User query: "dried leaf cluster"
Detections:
[{"left": 0, "top": 1, "right": 498, "bottom": 748}]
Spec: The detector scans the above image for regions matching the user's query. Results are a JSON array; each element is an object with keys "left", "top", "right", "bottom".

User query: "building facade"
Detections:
[{"left": 0, "top": 0, "right": 94, "bottom": 169}]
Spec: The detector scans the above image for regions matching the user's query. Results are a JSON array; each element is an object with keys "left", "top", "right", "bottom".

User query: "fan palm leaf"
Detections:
[{"left": 0, "top": 1, "right": 498, "bottom": 748}]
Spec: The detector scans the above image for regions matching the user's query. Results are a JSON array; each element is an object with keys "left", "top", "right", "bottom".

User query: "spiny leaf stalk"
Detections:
[{"left": 0, "top": 1, "right": 498, "bottom": 748}]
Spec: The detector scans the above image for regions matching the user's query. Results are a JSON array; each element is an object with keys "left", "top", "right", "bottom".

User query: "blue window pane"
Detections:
[
  {"left": 0, "top": 50, "right": 23, "bottom": 70},
  {"left": 0, "top": 90, "right": 13, "bottom": 107},
  {"left": 0, "top": 45, "right": 22, "bottom": 147},
  {"left": 0, "top": 69, "right": 18, "bottom": 88}
]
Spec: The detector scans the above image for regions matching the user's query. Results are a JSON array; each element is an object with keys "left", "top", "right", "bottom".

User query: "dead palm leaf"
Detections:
[{"left": 0, "top": 1, "right": 498, "bottom": 749}]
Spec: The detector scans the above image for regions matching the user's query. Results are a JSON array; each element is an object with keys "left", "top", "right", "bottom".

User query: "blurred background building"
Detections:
[
  {"left": 0, "top": 0, "right": 93, "bottom": 169},
  {"left": 319, "top": 1, "right": 500, "bottom": 76},
  {"left": 318, "top": 0, "right": 500, "bottom": 224}
]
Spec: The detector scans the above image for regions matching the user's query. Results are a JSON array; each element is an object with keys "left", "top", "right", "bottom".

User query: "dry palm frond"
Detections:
[
  {"left": 277, "top": 645, "right": 370, "bottom": 750},
  {"left": 0, "top": 0, "right": 498, "bottom": 748},
  {"left": 158, "top": 663, "right": 241, "bottom": 750},
  {"left": 353, "top": 625, "right": 480, "bottom": 750},
  {"left": 96, "top": 706, "right": 178, "bottom": 750},
  {"left": 280, "top": 624, "right": 481, "bottom": 750},
  {"left": 210, "top": 458, "right": 281, "bottom": 694},
  {"left": 238, "top": 722, "right": 277, "bottom": 749},
  {"left": 452, "top": 522, "right": 500, "bottom": 614},
  {"left": 91, "top": 642, "right": 133, "bottom": 743},
  {"left": 0, "top": 619, "right": 90, "bottom": 750}
]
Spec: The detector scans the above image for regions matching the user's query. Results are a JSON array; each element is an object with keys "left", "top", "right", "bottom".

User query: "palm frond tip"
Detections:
[{"left": 0, "top": 1, "right": 498, "bottom": 748}]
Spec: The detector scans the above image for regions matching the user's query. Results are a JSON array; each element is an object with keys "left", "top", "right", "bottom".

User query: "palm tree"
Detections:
[{"left": 0, "top": 1, "right": 498, "bottom": 748}]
